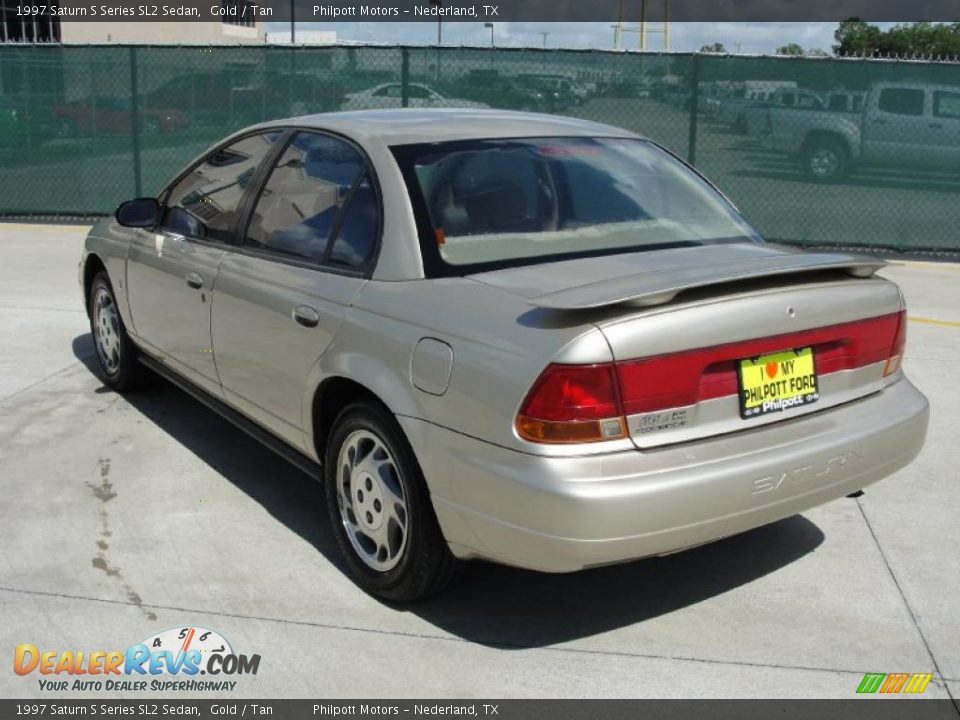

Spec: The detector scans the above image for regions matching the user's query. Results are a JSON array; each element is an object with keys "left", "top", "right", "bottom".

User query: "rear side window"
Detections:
[
  {"left": 877, "top": 88, "right": 924, "bottom": 116},
  {"left": 245, "top": 131, "right": 376, "bottom": 269},
  {"left": 160, "top": 133, "right": 279, "bottom": 242}
]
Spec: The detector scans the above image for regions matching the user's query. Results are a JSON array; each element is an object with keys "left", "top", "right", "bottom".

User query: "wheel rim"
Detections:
[
  {"left": 336, "top": 429, "right": 408, "bottom": 572},
  {"left": 809, "top": 148, "right": 839, "bottom": 177},
  {"left": 93, "top": 287, "right": 121, "bottom": 376}
]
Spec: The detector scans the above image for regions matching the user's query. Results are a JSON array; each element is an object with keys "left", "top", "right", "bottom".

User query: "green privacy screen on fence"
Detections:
[{"left": 1, "top": 45, "right": 959, "bottom": 251}]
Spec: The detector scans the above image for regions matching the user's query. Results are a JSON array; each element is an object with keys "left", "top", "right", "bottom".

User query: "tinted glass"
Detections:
[
  {"left": 878, "top": 88, "right": 924, "bottom": 116},
  {"left": 246, "top": 132, "right": 366, "bottom": 264},
  {"left": 161, "top": 133, "right": 278, "bottom": 242},
  {"left": 934, "top": 91, "right": 960, "bottom": 119},
  {"left": 329, "top": 175, "right": 378, "bottom": 270},
  {"left": 400, "top": 137, "right": 759, "bottom": 268}
]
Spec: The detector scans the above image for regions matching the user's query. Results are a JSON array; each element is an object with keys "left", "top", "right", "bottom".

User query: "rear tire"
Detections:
[
  {"left": 324, "top": 400, "right": 459, "bottom": 602},
  {"left": 88, "top": 271, "right": 148, "bottom": 391},
  {"left": 801, "top": 137, "right": 850, "bottom": 182}
]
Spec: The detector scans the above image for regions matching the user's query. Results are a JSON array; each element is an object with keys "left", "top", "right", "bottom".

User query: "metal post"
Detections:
[
  {"left": 128, "top": 46, "right": 143, "bottom": 198},
  {"left": 687, "top": 53, "right": 700, "bottom": 166},
  {"left": 401, "top": 47, "right": 410, "bottom": 108},
  {"left": 290, "top": 0, "right": 295, "bottom": 43}
]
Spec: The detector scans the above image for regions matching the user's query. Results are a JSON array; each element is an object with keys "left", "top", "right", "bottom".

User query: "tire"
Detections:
[
  {"left": 88, "top": 271, "right": 148, "bottom": 391},
  {"left": 324, "top": 400, "right": 459, "bottom": 602},
  {"left": 801, "top": 137, "right": 850, "bottom": 182}
]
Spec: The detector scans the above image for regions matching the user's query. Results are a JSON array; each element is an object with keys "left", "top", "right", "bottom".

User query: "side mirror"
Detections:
[{"left": 115, "top": 198, "right": 159, "bottom": 228}]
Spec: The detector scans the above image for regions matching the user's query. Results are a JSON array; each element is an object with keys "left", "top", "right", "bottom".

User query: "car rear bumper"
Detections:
[{"left": 400, "top": 377, "right": 928, "bottom": 573}]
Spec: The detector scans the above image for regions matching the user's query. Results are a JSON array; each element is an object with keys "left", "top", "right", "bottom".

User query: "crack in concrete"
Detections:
[
  {"left": 0, "top": 584, "right": 943, "bottom": 686},
  {"left": 856, "top": 498, "right": 960, "bottom": 715},
  {"left": 0, "top": 358, "right": 91, "bottom": 406}
]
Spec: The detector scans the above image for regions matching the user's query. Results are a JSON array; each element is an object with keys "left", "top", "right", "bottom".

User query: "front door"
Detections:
[
  {"left": 126, "top": 132, "right": 282, "bottom": 394},
  {"left": 862, "top": 87, "right": 933, "bottom": 169}
]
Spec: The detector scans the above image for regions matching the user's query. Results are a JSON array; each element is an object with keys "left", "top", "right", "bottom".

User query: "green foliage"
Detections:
[
  {"left": 776, "top": 44, "right": 806, "bottom": 57},
  {"left": 699, "top": 43, "right": 726, "bottom": 54},
  {"left": 834, "top": 19, "right": 960, "bottom": 57}
]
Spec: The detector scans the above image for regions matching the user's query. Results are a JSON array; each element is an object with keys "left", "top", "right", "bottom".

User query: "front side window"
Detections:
[
  {"left": 878, "top": 88, "right": 924, "bottom": 116},
  {"left": 394, "top": 137, "right": 760, "bottom": 273},
  {"left": 161, "top": 133, "right": 279, "bottom": 242},
  {"left": 245, "top": 132, "right": 375, "bottom": 268}
]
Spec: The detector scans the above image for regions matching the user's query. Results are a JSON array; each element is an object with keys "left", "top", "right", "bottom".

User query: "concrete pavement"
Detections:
[{"left": 0, "top": 223, "right": 958, "bottom": 701}]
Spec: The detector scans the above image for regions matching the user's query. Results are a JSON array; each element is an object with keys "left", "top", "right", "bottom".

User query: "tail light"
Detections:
[
  {"left": 883, "top": 311, "right": 907, "bottom": 376},
  {"left": 516, "top": 364, "right": 627, "bottom": 443},
  {"left": 517, "top": 311, "right": 907, "bottom": 444}
]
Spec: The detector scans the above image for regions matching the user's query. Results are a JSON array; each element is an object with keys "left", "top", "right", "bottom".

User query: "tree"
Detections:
[
  {"left": 776, "top": 43, "right": 805, "bottom": 56},
  {"left": 699, "top": 42, "right": 726, "bottom": 54},
  {"left": 833, "top": 19, "right": 882, "bottom": 55},
  {"left": 833, "top": 19, "right": 960, "bottom": 57}
]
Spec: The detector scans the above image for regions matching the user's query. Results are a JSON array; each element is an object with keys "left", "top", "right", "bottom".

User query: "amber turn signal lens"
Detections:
[{"left": 517, "top": 415, "right": 627, "bottom": 444}]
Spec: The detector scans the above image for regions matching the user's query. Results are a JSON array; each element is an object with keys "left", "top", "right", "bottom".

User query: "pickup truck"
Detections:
[{"left": 766, "top": 82, "right": 960, "bottom": 181}]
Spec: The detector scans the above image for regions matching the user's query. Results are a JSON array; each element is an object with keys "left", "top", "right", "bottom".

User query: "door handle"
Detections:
[
  {"left": 185, "top": 272, "right": 204, "bottom": 290},
  {"left": 293, "top": 305, "right": 320, "bottom": 328}
]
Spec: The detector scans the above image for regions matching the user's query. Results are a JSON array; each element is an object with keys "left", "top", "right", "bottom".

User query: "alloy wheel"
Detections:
[
  {"left": 93, "top": 286, "right": 121, "bottom": 375},
  {"left": 335, "top": 429, "right": 409, "bottom": 572}
]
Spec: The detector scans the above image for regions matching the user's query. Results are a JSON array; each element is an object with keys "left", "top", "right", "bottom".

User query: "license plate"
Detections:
[{"left": 737, "top": 347, "right": 819, "bottom": 419}]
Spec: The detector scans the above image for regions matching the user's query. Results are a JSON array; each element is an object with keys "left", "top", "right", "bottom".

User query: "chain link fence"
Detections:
[{"left": 1, "top": 44, "right": 959, "bottom": 251}]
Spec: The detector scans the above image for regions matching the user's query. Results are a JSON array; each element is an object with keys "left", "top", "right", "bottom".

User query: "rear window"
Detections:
[{"left": 392, "top": 137, "right": 760, "bottom": 274}]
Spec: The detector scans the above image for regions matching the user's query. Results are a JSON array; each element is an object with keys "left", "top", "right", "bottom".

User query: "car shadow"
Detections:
[{"left": 72, "top": 333, "right": 825, "bottom": 649}]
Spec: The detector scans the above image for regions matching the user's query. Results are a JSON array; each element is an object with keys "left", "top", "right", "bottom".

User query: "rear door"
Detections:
[
  {"left": 126, "top": 132, "right": 281, "bottom": 395},
  {"left": 211, "top": 131, "right": 379, "bottom": 451}
]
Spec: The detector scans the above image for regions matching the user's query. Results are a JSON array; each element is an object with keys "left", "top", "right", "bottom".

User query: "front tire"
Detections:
[
  {"left": 88, "top": 271, "right": 147, "bottom": 391},
  {"left": 324, "top": 400, "right": 459, "bottom": 602}
]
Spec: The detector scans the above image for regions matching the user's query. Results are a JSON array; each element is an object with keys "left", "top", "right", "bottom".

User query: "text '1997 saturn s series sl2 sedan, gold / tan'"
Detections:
[{"left": 79, "top": 109, "right": 929, "bottom": 601}]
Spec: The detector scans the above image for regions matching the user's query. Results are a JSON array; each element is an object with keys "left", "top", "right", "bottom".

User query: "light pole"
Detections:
[
  {"left": 540, "top": 31, "right": 549, "bottom": 48},
  {"left": 484, "top": 22, "right": 494, "bottom": 48},
  {"left": 430, "top": 0, "right": 443, "bottom": 80}
]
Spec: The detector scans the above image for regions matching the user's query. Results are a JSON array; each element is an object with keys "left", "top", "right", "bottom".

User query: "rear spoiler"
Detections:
[{"left": 528, "top": 253, "right": 886, "bottom": 310}]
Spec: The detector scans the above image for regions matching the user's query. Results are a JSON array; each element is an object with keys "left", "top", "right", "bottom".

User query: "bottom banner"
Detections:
[{"left": 3, "top": 700, "right": 959, "bottom": 720}]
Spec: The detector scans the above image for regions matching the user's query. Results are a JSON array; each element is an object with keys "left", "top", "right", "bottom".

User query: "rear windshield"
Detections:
[{"left": 392, "top": 137, "right": 760, "bottom": 275}]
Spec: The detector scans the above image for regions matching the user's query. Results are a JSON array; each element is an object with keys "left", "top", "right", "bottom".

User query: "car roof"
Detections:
[{"left": 254, "top": 108, "right": 641, "bottom": 146}]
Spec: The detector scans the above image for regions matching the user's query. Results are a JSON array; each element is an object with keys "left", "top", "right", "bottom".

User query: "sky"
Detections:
[{"left": 266, "top": 22, "right": 901, "bottom": 54}]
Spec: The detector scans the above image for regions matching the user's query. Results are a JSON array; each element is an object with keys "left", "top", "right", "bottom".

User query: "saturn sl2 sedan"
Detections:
[{"left": 80, "top": 109, "right": 929, "bottom": 601}]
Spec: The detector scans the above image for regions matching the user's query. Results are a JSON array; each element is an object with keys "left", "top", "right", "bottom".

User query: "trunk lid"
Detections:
[
  {"left": 471, "top": 242, "right": 902, "bottom": 449},
  {"left": 469, "top": 242, "right": 885, "bottom": 310}
]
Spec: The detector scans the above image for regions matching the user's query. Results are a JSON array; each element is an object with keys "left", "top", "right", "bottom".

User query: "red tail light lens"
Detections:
[
  {"left": 519, "top": 364, "right": 620, "bottom": 421},
  {"left": 517, "top": 312, "right": 907, "bottom": 444},
  {"left": 517, "top": 364, "right": 626, "bottom": 443}
]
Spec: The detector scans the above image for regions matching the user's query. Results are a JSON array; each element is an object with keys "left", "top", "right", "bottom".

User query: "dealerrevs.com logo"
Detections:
[{"left": 14, "top": 627, "right": 261, "bottom": 692}]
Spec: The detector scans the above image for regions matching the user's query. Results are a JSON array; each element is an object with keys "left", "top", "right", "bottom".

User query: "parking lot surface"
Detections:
[{"left": 1, "top": 223, "right": 958, "bottom": 700}]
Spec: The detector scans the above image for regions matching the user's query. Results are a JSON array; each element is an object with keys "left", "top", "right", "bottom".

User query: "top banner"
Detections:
[{"left": 18, "top": 0, "right": 960, "bottom": 24}]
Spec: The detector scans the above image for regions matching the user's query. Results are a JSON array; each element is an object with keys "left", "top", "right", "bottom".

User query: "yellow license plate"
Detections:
[{"left": 737, "top": 347, "right": 819, "bottom": 419}]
